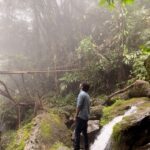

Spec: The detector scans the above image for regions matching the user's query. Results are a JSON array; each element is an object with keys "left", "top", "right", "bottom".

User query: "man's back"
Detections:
[
  {"left": 77, "top": 90, "right": 90, "bottom": 120},
  {"left": 74, "top": 82, "right": 90, "bottom": 150}
]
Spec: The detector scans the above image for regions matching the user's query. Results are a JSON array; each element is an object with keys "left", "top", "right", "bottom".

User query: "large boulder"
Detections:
[
  {"left": 111, "top": 100, "right": 150, "bottom": 150},
  {"left": 2, "top": 111, "right": 71, "bottom": 150},
  {"left": 128, "top": 80, "right": 150, "bottom": 98},
  {"left": 87, "top": 120, "right": 100, "bottom": 144},
  {"left": 109, "top": 80, "right": 150, "bottom": 102},
  {"left": 90, "top": 105, "right": 103, "bottom": 120},
  {"left": 25, "top": 112, "right": 71, "bottom": 150}
]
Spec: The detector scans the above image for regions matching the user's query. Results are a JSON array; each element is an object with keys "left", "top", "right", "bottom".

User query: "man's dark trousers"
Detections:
[{"left": 74, "top": 117, "right": 89, "bottom": 150}]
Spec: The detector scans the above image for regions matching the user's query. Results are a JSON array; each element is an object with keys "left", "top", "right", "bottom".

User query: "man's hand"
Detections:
[
  {"left": 74, "top": 107, "right": 80, "bottom": 122},
  {"left": 73, "top": 116, "right": 77, "bottom": 122}
]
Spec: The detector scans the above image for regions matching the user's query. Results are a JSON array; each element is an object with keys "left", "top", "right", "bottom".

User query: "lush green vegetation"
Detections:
[
  {"left": 0, "top": 0, "right": 149, "bottom": 149},
  {"left": 60, "top": 0, "right": 150, "bottom": 94},
  {"left": 50, "top": 142, "right": 69, "bottom": 150},
  {"left": 39, "top": 113, "right": 61, "bottom": 143},
  {"left": 5, "top": 123, "right": 33, "bottom": 150},
  {"left": 40, "top": 119, "right": 52, "bottom": 142}
]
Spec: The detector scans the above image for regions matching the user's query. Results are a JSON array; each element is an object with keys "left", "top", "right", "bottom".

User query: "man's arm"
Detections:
[
  {"left": 74, "top": 107, "right": 80, "bottom": 120},
  {"left": 74, "top": 94, "right": 84, "bottom": 121}
]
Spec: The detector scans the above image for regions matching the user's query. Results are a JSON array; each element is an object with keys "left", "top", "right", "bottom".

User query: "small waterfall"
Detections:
[{"left": 91, "top": 106, "right": 137, "bottom": 150}]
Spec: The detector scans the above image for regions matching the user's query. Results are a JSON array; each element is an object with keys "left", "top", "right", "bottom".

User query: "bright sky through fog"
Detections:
[
  {"left": 14, "top": 9, "right": 33, "bottom": 23},
  {"left": 56, "top": 0, "right": 64, "bottom": 6}
]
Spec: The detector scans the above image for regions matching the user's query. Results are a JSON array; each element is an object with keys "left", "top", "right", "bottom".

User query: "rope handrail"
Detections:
[{"left": 0, "top": 68, "right": 84, "bottom": 74}]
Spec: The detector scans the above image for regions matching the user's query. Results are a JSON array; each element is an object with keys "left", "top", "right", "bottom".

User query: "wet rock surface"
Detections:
[
  {"left": 87, "top": 120, "right": 100, "bottom": 144},
  {"left": 138, "top": 143, "right": 150, "bottom": 150},
  {"left": 111, "top": 100, "right": 150, "bottom": 150},
  {"left": 120, "top": 115, "right": 150, "bottom": 150}
]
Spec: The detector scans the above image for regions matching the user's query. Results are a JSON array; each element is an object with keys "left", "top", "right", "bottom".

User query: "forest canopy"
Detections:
[{"left": 0, "top": 0, "right": 149, "bottom": 132}]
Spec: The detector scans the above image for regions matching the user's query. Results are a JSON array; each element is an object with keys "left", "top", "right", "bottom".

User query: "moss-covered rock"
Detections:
[
  {"left": 39, "top": 113, "right": 70, "bottom": 145},
  {"left": 50, "top": 142, "right": 70, "bottom": 150},
  {"left": 111, "top": 100, "right": 150, "bottom": 150},
  {"left": 128, "top": 80, "right": 150, "bottom": 98},
  {"left": 3, "top": 111, "right": 71, "bottom": 150},
  {"left": 24, "top": 112, "right": 71, "bottom": 150},
  {"left": 100, "top": 97, "right": 149, "bottom": 126},
  {"left": 109, "top": 80, "right": 150, "bottom": 102}
]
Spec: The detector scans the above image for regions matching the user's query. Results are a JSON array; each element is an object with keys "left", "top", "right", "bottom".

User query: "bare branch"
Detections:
[{"left": 0, "top": 80, "right": 16, "bottom": 103}]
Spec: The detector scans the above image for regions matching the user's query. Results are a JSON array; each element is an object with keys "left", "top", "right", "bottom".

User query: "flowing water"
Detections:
[{"left": 91, "top": 106, "right": 137, "bottom": 150}]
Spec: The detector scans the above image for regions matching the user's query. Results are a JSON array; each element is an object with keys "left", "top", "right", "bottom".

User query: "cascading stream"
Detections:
[{"left": 91, "top": 106, "right": 137, "bottom": 150}]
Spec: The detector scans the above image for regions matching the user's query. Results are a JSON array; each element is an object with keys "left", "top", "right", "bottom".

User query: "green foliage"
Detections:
[
  {"left": 124, "top": 50, "right": 148, "bottom": 80},
  {"left": 60, "top": 36, "right": 122, "bottom": 94},
  {"left": 59, "top": 72, "right": 81, "bottom": 92},
  {"left": 5, "top": 122, "right": 33, "bottom": 150},
  {"left": 99, "top": 0, "right": 134, "bottom": 5},
  {"left": 132, "top": 54, "right": 148, "bottom": 80},
  {"left": 141, "top": 42, "right": 150, "bottom": 56},
  {"left": 1, "top": 130, "right": 16, "bottom": 150},
  {"left": 76, "top": 37, "right": 96, "bottom": 60},
  {"left": 122, "top": 2, "right": 150, "bottom": 81},
  {"left": 60, "top": 1, "right": 150, "bottom": 93},
  {"left": 59, "top": 0, "right": 150, "bottom": 95},
  {"left": 47, "top": 93, "right": 76, "bottom": 107},
  {"left": 144, "top": 55, "right": 150, "bottom": 78},
  {"left": 64, "top": 93, "right": 76, "bottom": 105},
  {"left": 50, "top": 142, "right": 69, "bottom": 150},
  {"left": 40, "top": 120, "right": 52, "bottom": 141},
  {"left": 140, "top": 28, "right": 150, "bottom": 54},
  {"left": 59, "top": 72, "right": 80, "bottom": 84},
  {"left": 59, "top": 37, "right": 112, "bottom": 93}
]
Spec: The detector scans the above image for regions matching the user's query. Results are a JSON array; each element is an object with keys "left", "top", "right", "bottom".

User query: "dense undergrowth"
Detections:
[{"left": 3, "top": 123, "right": 33, "bottom": 150}]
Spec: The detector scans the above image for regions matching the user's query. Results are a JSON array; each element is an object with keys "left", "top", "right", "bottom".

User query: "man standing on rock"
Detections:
[{"left": 74, "top": 82, "right": 90, "bottom": 150}]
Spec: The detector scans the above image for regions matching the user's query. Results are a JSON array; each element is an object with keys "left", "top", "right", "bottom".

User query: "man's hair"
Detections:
[{"left": 81, "top": 82, "right": 90, "bottom": 92}]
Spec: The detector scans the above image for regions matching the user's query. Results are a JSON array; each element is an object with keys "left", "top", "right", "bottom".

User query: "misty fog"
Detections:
[{"left": 0, "top": 0, "right": 149, "bottom": 149}]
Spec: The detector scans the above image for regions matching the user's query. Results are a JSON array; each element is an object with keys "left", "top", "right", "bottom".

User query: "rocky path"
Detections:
[{"left": 24, "top": 114, "right": 43, "bottom": 150}]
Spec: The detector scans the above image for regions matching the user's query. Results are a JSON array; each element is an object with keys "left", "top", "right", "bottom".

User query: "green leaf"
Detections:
[
  {"left": 99, "top": 0, "right": 106, "bottom": 5},
  {"left": 99, "top": 0, "right": 134, "bottom": 5},
  {"left": 122, "top": 0, "right": 134, "bottom": 5},
  {"left": 99, "top": 0, "right": 115, "bottom": 8}
]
